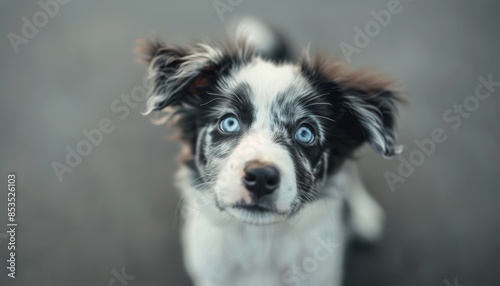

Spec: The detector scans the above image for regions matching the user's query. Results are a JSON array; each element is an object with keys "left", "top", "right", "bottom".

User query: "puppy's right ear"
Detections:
[{"left": 134, "top": 38, "right": 224, "bottom": 114}]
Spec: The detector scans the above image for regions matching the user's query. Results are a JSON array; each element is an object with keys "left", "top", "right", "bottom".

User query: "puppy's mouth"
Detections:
[
  {"left": 218, "top": 201, "right": 289, "bottom": 225},
  {"left": 233, "top": 203, "right": 275, "bottom": 213}
]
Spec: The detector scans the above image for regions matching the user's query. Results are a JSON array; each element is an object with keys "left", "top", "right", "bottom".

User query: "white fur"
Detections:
[
  {"left": 209, "top": 59, "right": 315, "bottom": 224},
  {"left": 179, "top": 161, "right": 383, "bottom": 286},
  {"left": 235, "top": 59, "right": 311, "bottom": 99},
  {"left": 215, "top": 130, "right": 297, "bottom": 223},
  {"left": 225, "top": 16, "right": 280, "bottom": 58}
]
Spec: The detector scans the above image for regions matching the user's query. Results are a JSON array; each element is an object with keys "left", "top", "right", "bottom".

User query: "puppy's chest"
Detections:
[
  {"left": 222, "top": 229, "right": 306, "bottom": 272},
  {"left": 182, "top": 199, "right": 345, "bottom": 284}
]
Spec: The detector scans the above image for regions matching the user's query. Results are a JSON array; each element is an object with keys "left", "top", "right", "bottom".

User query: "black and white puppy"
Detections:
[{"left": 136, "top": 18, "right": 401, "bottom": 286}]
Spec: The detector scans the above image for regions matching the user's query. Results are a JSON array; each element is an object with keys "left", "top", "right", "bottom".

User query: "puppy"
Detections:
[{"left": 136, "top": 18, "right": 401, "bottom": 286}]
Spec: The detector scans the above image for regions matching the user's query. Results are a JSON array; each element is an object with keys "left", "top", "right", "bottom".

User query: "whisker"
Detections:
[{"left": 314, "top": 115, "right": 336, "bottom": 123}]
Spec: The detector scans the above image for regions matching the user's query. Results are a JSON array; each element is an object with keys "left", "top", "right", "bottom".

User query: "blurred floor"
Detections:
[{"left": 0, "top": 0, "right": 499, "bottom": 285}]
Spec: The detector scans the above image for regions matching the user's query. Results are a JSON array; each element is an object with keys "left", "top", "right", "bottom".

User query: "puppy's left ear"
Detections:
[{"left": 134, "top": 38, "right": 223, "bottom": 114}]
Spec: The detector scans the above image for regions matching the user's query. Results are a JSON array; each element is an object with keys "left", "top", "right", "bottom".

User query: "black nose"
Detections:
[{"left": 242, "top": 162, "right": 280, "bottom": 199}]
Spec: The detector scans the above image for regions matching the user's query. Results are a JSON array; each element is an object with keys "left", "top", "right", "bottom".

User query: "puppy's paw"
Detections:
[{"left": 349, "top": 194, "right": 385, "bottom": 244}]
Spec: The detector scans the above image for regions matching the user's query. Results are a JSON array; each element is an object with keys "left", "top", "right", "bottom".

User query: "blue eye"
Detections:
[
  {"left": 294, "top": 125, "right": 315, "bottom": 144},
  {"left": 219, "top": 116, "right": 240, "bottom": 133}
]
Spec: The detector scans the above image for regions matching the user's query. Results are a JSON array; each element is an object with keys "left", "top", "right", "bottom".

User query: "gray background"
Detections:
[{"left": 1, "top": 0, "right": 499, "bottom": 285}]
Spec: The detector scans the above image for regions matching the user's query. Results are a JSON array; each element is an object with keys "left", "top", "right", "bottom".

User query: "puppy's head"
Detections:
[{"left": 136, "top": 38, "right": 401, "bottom": 224}]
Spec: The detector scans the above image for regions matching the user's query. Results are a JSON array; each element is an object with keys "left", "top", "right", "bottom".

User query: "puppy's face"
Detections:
[{"left": 137, "top": 39, "right": 400, "bottom": 224}]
